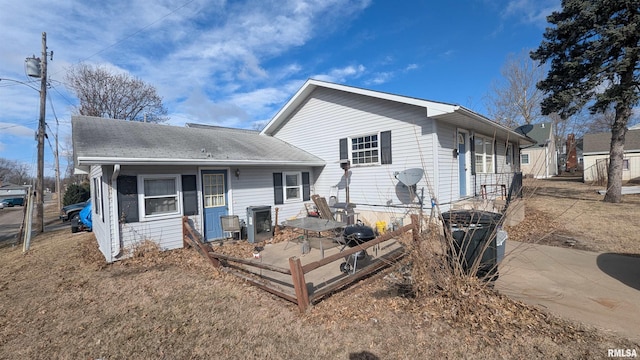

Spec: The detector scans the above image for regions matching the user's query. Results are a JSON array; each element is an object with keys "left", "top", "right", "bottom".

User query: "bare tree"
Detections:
[
  {"left": 484, "top": 51, "right": 547, "bottom": 128},
  {"left": 66, "top": 64, "right": 168, "bottom": 122},
  {"left": 0, "top": 158, "right": 31, "bottom": 185}
]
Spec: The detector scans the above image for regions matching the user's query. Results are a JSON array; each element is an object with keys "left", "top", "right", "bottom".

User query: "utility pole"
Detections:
[{"left": 35, "top": 32, "right": 48, "bottom": 234}]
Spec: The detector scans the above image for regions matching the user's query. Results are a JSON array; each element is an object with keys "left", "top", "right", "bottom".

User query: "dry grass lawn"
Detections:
[
  {"left": 1, "top": 180, "right": 639, "bottom": 359},
  {"left": 508, "top": 176, "right": 640, "bottom": 254}
]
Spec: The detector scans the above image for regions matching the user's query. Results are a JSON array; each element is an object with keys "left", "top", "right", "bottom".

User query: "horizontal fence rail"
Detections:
[{"left": 183, "top": 215, "right": 419, "bottom": 312}]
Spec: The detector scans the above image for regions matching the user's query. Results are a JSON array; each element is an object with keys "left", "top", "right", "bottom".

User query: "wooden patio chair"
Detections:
[{"left": 311, "top": 195, "right": 335, "bottom": 221}]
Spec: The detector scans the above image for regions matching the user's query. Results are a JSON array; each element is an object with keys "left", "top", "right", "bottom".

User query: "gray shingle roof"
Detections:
[
  {"left": 72, "top": 116, "right": 325, "bottom": 166},
  {"left": 583, "top": 129, "right": 640, "bottom": 154},
  {"left": 514, "top": 122, "right": 553, "bottom": 146}
]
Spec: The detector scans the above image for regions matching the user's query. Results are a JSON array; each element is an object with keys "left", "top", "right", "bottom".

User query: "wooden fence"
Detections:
[{"left": 183, "top": 215, "right": 420, "bottom": 312}]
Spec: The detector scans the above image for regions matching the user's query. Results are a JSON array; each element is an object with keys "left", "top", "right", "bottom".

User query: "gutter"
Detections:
[
  {"left": 111, "top": 164, "right": 122, "bottom": 260},
  {"left": 453, "top": 106, "right": 536, "bottom": 145},
  {"left": 76, "top": 157, "right": 326, "bottom": 167}
]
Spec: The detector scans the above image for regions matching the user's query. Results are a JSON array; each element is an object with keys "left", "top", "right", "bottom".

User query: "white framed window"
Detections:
[
  {"left": 284, "top": 172, "right": 301, "bottom": 202},
  {"left": 521, "top": 153, "right": 530, "bottom": 165},
  {"left": 474, "top": 136, "right": 494, "bottom": 173},
  {"left": 138, "top": 175, "right": 181, "bottom": 220},
  {"left": 623, "top": 159, "right": 630, "bottom": 171},
  {"left": 351, "top": 133, "right": 379, "bottom": 165}
]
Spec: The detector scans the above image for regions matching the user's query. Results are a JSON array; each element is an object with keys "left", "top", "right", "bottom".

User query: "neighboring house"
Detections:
[
  {"left": 72, "top": 79, "right": 532, "bottom": 263},
  {"left": 0, "top": 183, "right": 28, "bottom": 201},
  {"left": 514, "top": 122, "right": 558, "bottom": 178},
  {"left": 583, "top": 128, "right": 640, "bottom": 183}
]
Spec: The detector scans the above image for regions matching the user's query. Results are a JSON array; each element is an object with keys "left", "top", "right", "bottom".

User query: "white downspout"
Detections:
[{"left": 111, "top": 164, "right": 121, "bottom": 259}]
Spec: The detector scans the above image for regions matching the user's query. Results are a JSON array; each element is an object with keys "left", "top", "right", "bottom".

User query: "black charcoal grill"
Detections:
[{"left": 340, "top": 222, "right": 376, "bottom": 274}]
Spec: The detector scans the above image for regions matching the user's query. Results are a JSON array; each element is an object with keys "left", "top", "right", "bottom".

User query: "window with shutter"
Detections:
[
  {"left": 341, "top": 131, "right": 392, "bottom": 166},
  {"left": 274, "top": 171, "right": 310, "bottom": 203}
]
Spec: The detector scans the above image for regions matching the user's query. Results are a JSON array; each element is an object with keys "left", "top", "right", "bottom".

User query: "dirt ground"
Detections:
[{"left": 1, "top": 181, "right": 639, "bottom": 359}]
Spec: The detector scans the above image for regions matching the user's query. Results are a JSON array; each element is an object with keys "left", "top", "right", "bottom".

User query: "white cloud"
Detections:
[
  {"left": 0, "top": 0, "right": 372, "bottom": 167},
  {"left": 405, "top": 64, "right": 419, "bottom": 71},
  {"left": 0, "top": 123, "right": 34, "bottom": 137},
  {"left": 367, "top": 72, "right": 393, "bottom": 85},
  {"left": 312, "top": 64, "right": 366, "bottom": 83},
  {"left": 502, "top": 0, "right": 560, "bottom": 27}
]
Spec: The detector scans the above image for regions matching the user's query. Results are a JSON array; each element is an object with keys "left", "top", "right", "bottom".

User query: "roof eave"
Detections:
[
  {"left": 76, "top": 157, "right": 326, "bottom": 167},
  {"left": 433, "top": 106, "right": 535, "bottom": 145},
  {"left": 261, "top": 79, "right": 457, "bottom": 136}
]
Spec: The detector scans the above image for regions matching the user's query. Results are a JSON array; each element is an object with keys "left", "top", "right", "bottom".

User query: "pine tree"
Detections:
[{"left": 531, "top": 0, "right": 640, "bottom": 203}]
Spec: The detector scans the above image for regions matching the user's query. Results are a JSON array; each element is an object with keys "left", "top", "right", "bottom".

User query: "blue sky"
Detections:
[{"left": 0, "top": 0, "right": 559, "bottom": 178}]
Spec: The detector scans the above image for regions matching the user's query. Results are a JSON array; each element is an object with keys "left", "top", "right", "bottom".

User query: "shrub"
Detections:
[{"left": 63, "top": 183, "right": 90, "bottom": 206}]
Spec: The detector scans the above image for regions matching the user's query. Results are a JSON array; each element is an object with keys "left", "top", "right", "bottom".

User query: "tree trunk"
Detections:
[{"left": 603, "top": 104, "right": 630, "bottom": 203}]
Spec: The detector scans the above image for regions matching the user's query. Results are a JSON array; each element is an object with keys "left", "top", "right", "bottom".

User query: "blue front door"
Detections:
[
  {"left": 458, "top": 134, "right": 467, "bottom": 197},
  {"left": 202, "top": 170, "right": 228, "bottom": 241}
]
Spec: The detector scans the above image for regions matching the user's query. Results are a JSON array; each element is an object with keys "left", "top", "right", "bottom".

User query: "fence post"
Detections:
[{"left": 289, "top": 257, "right": 310, "bottom": 312}]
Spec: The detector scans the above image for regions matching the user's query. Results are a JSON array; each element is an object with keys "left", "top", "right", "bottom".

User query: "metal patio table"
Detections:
[{"left": 283, "top": 217, "right": 346, "bottom": 258}]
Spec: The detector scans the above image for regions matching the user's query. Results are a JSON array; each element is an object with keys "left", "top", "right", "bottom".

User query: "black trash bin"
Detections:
[{"left": 442, "top": 210, "right": 503, "bottom": 281}]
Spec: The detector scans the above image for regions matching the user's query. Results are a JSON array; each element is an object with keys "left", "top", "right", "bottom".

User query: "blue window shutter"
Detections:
[
  {"left": 380, "top": 130, "right": 392, "bottom": 164},
  {"left": 302, "top": 172, "right": 310, "bottom": 201},
  {"left": 273, "top": 173, "right": 283, "bottom": 205}
]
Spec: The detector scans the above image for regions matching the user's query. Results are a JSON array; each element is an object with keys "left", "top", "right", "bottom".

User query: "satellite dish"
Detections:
[{"left": 395, "top": 168, "right": 424, "bottom": 186}]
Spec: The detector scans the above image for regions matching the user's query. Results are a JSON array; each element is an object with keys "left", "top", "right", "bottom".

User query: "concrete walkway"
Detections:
[{"left": 495, "top": 241, "right": 640, "bottom": 342}]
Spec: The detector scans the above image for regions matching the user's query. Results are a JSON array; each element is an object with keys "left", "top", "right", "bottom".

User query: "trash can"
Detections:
[
  {"left": 442, "top": 210, "right": 503, "bottom": 281},
  {"left": 496, "top": 226, "right": 508, "bottom": 264}
]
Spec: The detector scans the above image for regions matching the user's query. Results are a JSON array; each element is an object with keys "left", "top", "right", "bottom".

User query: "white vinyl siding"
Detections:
[
  {"left": 90, "top": 165, "right": 111, "bottom": 261},
  {"left": 113, "top": 166, "right": 196, "bottom": 260},
  {"left": 436, "top": 122, "right": 458, "bottom": 208},
  {"left": 270, "top": 87, "right": 436, "bottom": 219},
  {"left": 229, "top": 166, "right": 313, "bottom": 223}
]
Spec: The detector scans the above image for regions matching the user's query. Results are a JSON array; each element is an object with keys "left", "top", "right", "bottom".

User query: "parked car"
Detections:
[
  {"left": 60, "top": 200, "right": 89, "bottom": 222},
  {"left": 1, "top": 197, "right": 24, "bottom": 207},
  {"left": 71, "top": 201, "right": 92, "bottom": 233}
]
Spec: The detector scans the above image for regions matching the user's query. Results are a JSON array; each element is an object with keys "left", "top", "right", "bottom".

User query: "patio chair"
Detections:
[
  {"left": 311, "top": 194, "right": 336, "bottom": 221},
  {"left": 220, "top": 215, "right": 241, "bottom": 240}
]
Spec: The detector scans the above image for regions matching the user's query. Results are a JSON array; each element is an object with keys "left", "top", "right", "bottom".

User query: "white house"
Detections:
[
  {"left": 514, "top": 122, "right": 558, "bottom": 179},
  {"left": 72, "top": 79, "right": 532, "bottom": 262},
  {"left": 583, "top": 128, "right": 640, "bottom": 183}
]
